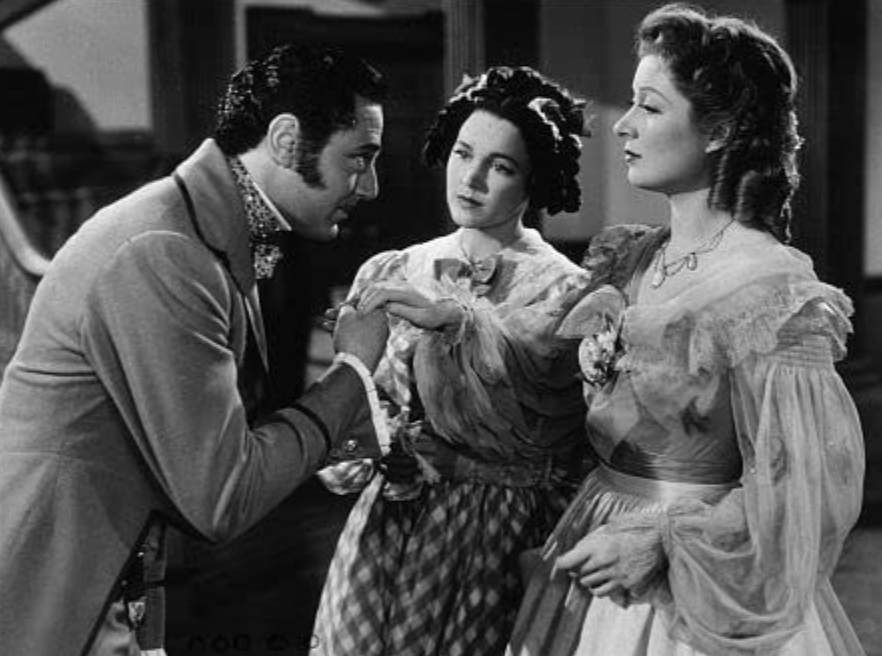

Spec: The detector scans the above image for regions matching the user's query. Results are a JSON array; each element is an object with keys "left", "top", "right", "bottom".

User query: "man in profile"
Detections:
[{"left": 0, "top": 44, "right": 389, "bottom": 656}]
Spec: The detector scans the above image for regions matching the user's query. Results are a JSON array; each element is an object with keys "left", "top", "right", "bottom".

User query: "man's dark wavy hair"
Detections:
[
  {"left": 213, "top": 44, "right": 387, "bottom": 178},
  {"left": 423, "top": 66, "right": 590, "bottom": 216},
  {"left": 638, "top": 3, "right": 803, "bottom": 242}
]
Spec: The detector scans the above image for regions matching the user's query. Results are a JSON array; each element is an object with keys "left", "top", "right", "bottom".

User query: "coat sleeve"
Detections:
[{"left": 80, "top": 232, "right": 373, "bottom": 542}]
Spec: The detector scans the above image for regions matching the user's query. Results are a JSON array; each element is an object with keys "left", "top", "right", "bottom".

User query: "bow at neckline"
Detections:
[{"left": 434, "top": 251, "right": 502, "bottom": 294}]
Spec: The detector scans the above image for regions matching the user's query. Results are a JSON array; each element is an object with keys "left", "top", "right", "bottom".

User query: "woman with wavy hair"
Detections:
[
  {"left": 310, "top": 66, "right": 594, "bottom": 656},
  {"left": 509, "top": 4, "right": 865, "bottom": 655}
]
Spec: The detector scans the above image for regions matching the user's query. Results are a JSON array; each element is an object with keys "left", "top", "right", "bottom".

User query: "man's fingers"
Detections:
[{"left": 336, "top": 303, "right": 357, "bottom": 319}]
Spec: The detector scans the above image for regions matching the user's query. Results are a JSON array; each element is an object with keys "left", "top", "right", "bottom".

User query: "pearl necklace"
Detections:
[{"left": 650, "top": 219, "right": 735, "bottom": 289}]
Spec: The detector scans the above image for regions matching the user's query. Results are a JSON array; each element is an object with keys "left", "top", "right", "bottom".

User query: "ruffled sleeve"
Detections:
[
  {"left": 413, "top": 252, "right": 590, "bottom": 457},
  {"left": 655, "top": 283, "right": 865, "bottom": 653},
  {"left": 556, "top": 225, "right": 659, "bottom": 401},
  {"left": 348, "top": 249, "right": 408, "bottom": 297},
  {"left": 579, "top": 223, "right": 660, "bottom": 290},
  {"left": 559, "top": 223, "right": 661, "bottom": 341}
]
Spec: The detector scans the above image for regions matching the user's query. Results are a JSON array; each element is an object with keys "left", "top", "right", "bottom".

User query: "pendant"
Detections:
[{"left": 686, "top": 252, "right": 698, "bottom": 270}]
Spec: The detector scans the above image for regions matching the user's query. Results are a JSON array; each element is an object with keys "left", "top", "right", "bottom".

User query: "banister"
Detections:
[
  {"left": 0, "top": 0, "right": 57, "bottom": 31},
  {"left": 0, "top": 174, "right": 50, "bottom": 278}
]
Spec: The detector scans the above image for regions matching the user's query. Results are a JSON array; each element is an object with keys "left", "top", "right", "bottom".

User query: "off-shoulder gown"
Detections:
[{"left": 509, "top": 225, "right": 866, "bottom": 656}]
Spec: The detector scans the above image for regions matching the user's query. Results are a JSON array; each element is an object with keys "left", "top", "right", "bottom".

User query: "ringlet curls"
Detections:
[
  {"left": 638, "top": 3, "right": 803, "bottom": 242},
  {"left": 423, "top": 66, "right": 591, "bottom": 216}
]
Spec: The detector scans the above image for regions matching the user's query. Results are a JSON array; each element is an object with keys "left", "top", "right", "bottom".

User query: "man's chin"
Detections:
[
  {"left": 316, "top": 222, "right": 341, "bottom": 241},
  {"left": 291, "top": 223, "right": 339, "bottom": 241}
]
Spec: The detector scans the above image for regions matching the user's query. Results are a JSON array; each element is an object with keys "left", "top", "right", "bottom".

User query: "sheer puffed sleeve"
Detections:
[
  {"left": 558, "top": 224, "right": 659, "bottom": 403},
  {"left": 348, "top": 249, "right": 408, "bottom": 297},
  {"left": 412, "top": 245, "right": 590, "bottom": 457},
  {"left": 655, "top": 281, "right": 865, "bottom": 654}
]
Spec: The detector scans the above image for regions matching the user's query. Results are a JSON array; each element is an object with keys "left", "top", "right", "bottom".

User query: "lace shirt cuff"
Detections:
[{"left": 333, "top": 352, "right": 391, "bottom": 453}]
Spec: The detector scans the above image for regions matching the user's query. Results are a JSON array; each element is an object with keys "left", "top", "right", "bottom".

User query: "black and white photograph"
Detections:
[{"left": 0, "top": 1, "right": 879, "bottom": 654}]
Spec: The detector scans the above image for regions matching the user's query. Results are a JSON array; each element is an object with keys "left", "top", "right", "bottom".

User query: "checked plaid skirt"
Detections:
[{"left": 311, "top": 474, "right": 571, "bottom": 656}]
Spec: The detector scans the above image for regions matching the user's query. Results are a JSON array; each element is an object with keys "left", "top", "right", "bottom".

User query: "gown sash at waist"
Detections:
[{"left": 595, "top": 463, "right": 739, "bottom": 504}]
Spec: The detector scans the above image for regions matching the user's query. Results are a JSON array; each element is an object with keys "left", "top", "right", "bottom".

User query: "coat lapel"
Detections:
[
  {"left": 174, "top": 140, "right": 269, "bottom": 372},
  {"left": 243, "top": 286, "right": 269, "bottom": 372}
]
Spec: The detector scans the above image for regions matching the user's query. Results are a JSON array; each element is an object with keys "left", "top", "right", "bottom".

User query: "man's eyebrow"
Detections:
[{"left": 354, "top": 143, "right": 381, "bottom": 155}]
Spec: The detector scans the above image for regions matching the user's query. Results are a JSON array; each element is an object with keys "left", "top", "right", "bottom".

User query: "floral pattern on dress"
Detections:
[{"left": 509, "top": 226, "right": 865, "bottom": 656}]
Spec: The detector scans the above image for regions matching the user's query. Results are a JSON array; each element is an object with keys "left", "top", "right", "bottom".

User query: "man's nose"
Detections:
[{"left": 356, "top": 164, "right": 379, "bottom": 200}]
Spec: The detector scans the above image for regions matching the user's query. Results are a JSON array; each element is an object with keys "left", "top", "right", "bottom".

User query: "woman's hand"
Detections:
[
  {"left": 357, "top": 282, "right": 465, "bottom": 331},
  {"left": 555, "top": 524, "right": 664, "bottom": 605}
]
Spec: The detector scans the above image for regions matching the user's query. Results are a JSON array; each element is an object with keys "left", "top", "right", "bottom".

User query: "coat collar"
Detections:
[
  {"left": 175, "top": 139, "right": 255, "bottom": 294},
  {"left": 174, "top": 139, "right": 269, "bottom": 371}
]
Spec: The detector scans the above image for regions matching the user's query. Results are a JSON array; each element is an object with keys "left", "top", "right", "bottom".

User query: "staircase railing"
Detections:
[
  {"left": 0, "top": 173, "right": 49, "bottom": 381},
  {"left": 0, "top": 0, "right": 57, "bottom": 30}
]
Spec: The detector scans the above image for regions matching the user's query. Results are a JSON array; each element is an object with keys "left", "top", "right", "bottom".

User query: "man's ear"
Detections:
[
  {"left": 267, "top": 113, "right": 299, "bottom": 167},
  {"left": 706, "top": 122, "right": 731, "bottom": 154}
]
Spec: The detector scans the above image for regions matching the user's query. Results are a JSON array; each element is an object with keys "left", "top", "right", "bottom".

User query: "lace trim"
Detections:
[
  {"left": 622, "top": 278, "right": 853, "bottom": 375},
  {"left": 557, "top": 284, "right": 626, "bottom": 339}
]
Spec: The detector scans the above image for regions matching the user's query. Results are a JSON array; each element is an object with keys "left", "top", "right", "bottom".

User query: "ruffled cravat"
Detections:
[{"left": 228, "top": 157, "right": 284, "bottom": 280}]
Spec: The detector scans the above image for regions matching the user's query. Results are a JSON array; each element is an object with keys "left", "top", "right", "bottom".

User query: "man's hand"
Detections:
[{"left": 333, "top": 305, "right": 389, "bottom": 372}]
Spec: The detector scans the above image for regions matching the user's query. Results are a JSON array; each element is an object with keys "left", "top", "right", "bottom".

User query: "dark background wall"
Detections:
[{"left": 1, "top": 1, "right": 880, "bottom": 653}]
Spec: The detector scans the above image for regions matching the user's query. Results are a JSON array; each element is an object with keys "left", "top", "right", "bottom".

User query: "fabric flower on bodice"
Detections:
[
  {"left": 578, "top": 315, "right": 621, "bottom": 389},
  {"left": 557, "top": 284, "right": 627, "bottom": 390}
]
